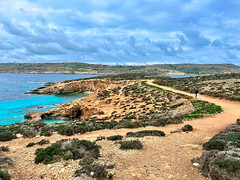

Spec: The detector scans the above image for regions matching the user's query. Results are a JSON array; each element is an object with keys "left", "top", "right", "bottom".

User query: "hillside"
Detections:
[{"left": 0, "top": 63, "right": 240, "bottom": 75}]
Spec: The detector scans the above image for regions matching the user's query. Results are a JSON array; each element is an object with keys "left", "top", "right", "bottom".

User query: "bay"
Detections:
[{"left": 0, "top": 73, "right": 98, "bottom": 125}]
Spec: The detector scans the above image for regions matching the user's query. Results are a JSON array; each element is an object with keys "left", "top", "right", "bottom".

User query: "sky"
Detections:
[{"left": 0, "top": 0, "right": 239, "bottom": 65}]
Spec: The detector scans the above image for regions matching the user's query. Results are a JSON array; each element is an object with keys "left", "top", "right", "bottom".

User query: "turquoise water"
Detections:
[{"left": 0, "top": 73, "right": 98, "bottom": 125}]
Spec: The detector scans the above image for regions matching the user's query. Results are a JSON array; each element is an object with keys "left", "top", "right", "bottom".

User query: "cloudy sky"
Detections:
[{"left": 0, "top": 0, "right": 239, "bottom": 65}]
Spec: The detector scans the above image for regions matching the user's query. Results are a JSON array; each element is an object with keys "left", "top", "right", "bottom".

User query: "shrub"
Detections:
[
  {"left": 37, "top": 139, "right": 50, "bottom": 145},
  {"left": 0, "top": 146, "right": 9, "bottom": 152},
  {"left": 237, "top": 119, "right": 240, "bottom": 125},
  {"left": 26, "top": 143, "right": 36, "bottom": 148},
  {"left": 0, "top": 131, "right": 15, "bottom": 142},
  {"left": 27, "top": 139, "right": 50, "bottom": 148},
  {"left": 35, "top": 139, "right": 100, "bottom": 164},
  {"left": 57, "top": 126, "right": 74, "bottom": 136},
  {"left": 120, "top": 140, "right": 143, "bottom": 150},
  {"left": 35, "top": 143, "right": 62, "bottom": 164},
  {"left": 220, "top": 133, "right": 240, "bottom": 142},
  {"left": 22, "top": 130, "right": 36, "bottom": 138},
  {"left": 182, "top": 124, "right": 193, "bottom": 132},
  {"left": 126, "top": 130, "right": 165, "bottom": 137},
  {"left": 108, "top": 173, "right": 114, "bottom": 179},
  {"left": 107, "top": 135, "right": 123, "bottom": 141},
  {"left": 75, "top": 164, "right": 108, "bottom": 179},
  {"left": 79, "top": 157, "right": 94, "bottom": 166},
  {"left": 40, "top": 131, "right": 52, "bottom": 137},
  {"left": 214, "top": 159, "right": 240, "bottom": 173},
  {"left": 0, "top": 154, "right": 13, "bottom": 167},
  {"left": 64, "top": 156, "right": 70, "bottom": 161},
  {"left": 0, "top": 169, "right": 11, "bottom": 180},
  {"left": 203, "top": 140, "right": 226, "bottom": 151}
]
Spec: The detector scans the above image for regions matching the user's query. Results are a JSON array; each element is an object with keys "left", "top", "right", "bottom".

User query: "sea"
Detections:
[
  {"left": 167, "top": 75, "right": 194, "bottom": 78},
  {"left": 0, "top": 73, "right": 98, "bottom": 126}
]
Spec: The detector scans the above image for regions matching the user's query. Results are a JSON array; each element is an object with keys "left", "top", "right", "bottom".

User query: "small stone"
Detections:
[
  {"left": 131, "top": 173, "right": 136, "bottom": 177},
  {"left": 90, "top": 172, "right": 94, "bottom": 176},
  {"left": 193, "top": 163, "right": 200, "bottom": 167},
  {"left": 36, "top": 135, "right": 40, "bottom": 138}
]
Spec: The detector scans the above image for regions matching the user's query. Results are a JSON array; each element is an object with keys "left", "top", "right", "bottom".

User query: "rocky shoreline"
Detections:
[{"left": 24, "top": 79, "right": 127, "bottom": 123}]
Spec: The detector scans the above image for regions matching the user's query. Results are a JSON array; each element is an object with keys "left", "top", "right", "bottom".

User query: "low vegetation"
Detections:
[
  {"left": 192, "top": 119, "right": 240, "bottom": 179},
  {"left": 0, "top": 154, "right": 13, "bottom": 180},
  {"left": 181, "top": 124, "right": 193, "bottom": 132},
  {"left": 0, "top": 130, "right": 15, "bottom": 142},
  {"left": 0, "top": 169, "right": 11, "bottom": 180},
  {"left": 107, "top": 135, "right": 123, "bottom": 141},
  {"left": 126, "top": 130, "right": 165, "bottom": 137},
  {"left": 0, "top": 147, "right": 9, "bottom": 152},
  {"left": 120, "top": 140, "right": 143, "bottom": 150},
  {"left": 34, "top": 139, "right": 100, "bottom": 164},
  {"left": 154, "top": 73, "right": 240, "bottom": 101},
  {"left": 26, "top": 139, "right": 50, "bottom": 148},
  {"left": 75, "top": 163, "right": 108, "bottom": 179}
]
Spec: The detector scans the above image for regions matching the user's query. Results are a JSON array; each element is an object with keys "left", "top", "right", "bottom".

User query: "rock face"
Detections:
[
  {"left": 25, "top": 101, "right": 99, "bottom": 123},
  {"left": 25, "top": 79, "right": 121, "bottom": 123},
  {"left": 28, "top": 79, "right": 113, "bottom": 95}
]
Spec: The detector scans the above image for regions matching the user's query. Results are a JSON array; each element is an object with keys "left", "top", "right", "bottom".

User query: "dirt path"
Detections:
[{"left": 2, "top": 80, "right": 240, "bottom": 180}]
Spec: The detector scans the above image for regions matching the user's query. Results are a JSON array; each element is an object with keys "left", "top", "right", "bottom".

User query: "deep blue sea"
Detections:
[{"left": 0, "top": 73, "right": 98, "bottom": 126}]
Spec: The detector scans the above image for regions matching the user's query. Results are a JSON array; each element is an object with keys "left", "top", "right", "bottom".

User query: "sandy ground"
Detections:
[{"left": 1, "top": 80, "right": 240, "bottom": 180}]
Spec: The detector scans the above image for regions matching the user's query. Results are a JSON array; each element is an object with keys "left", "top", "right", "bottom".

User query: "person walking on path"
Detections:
[{"left": 195, "top": 90, "right": 199, "bottom": 99}]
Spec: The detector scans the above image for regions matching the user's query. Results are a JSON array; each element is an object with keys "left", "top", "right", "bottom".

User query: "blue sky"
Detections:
[{"left": 0, "top": 0, "right": 239, "bottom": 65}]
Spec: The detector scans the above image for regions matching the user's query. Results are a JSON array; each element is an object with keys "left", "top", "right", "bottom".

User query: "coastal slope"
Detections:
[{"left": 1, "top": 82, "right": 240, "bottom": 179}]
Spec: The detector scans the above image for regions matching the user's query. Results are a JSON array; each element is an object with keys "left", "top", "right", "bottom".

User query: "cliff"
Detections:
[
  {"left": 28, "top": 79, "right": 116, "bottom": 95},
  {"left": 25, "top": 79, "right": 128, "bottom": 123}
]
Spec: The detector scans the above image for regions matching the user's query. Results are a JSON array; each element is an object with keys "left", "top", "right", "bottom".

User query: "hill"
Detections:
[{"left": 0, "top": 63, "right": 240, "bottom": 75}]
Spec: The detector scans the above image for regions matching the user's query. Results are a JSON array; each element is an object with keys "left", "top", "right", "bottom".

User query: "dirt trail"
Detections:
[{"left": 2, "top": 80, "right": 240, "bottom": 180}]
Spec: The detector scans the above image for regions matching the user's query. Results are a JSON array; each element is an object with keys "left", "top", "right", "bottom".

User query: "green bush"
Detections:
[
  {"left": 79, "top": 157, "right": 94, "bottom": 166},
  {"left": 75, "top": 164, "right": 108, "bottom": 179},
  {"left": 215, "top": 159, "right": 240, "bottom": 173},
  {"left": 35, "top": 139, "right": 100, "bottom": 164},
  {"left": 40, "top": 131, "right": 52, "bottom": 137},
  {"left": 237, "top": 119, "right": 240, "bottom": 125},
  {"left": 182, "top": 124, "right": 193, "bottom": 132},
  {"left": 0, "top": 146, "right": 9, "bottom": 152},
  {"left": 35, "top": 143, "right": 62, "bottom": 164},
  {"left": 203, "top": 140, "right": 226, "bottom": 151},
  {"left": 0, "top": 131, "right": 15, "bottom": 142},
  {"left": 0, "top": 169, "right": 11, "bottom": 180},
  {"left": 107, "top": 135, "right": 123, "bottom": 141},
  {"left": 37, "top": 139, "right": 50, "bottom": 145},
  {"left": 26, "top": 143, "right": 36, "bottom": 148},
  {"left": 0, "top": 154, "right": 13, "bottom": 167},
  {"left": 57, "top": 126, "right": 74, "bottom": 136},
  {"left": 126, "top": 130, "right": 165, "bottom": 137},
  {"left": 120, "top": 140, "right": 143, "bottom": 150},
  {"left": 108, "top": 173, "right": 114, "bottom": 179},
  {"left": 64, "top": 156, "right": 70, "bottom": 161},
  {"left": 220, "top": 133, "right": 240, "bottom": 142}
]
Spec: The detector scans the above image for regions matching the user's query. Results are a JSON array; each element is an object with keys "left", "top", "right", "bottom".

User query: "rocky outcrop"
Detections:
[
  {"left": 27, "top": 79, "right": 115, "bottom": 95},
  {"left": 24, "top": 79, "right": 127, "bottom": 123},
  {"left": 25, "top": 100, "right": 100, "bottom": 123}
]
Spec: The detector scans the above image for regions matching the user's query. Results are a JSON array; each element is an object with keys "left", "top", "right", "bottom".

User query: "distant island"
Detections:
[{"left": 0, "top": 63, "right": 240, "bottom": 75}]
